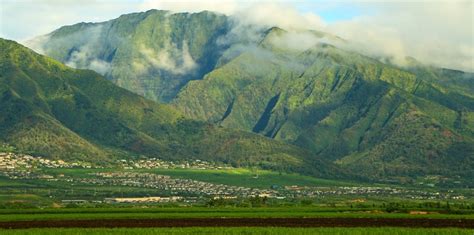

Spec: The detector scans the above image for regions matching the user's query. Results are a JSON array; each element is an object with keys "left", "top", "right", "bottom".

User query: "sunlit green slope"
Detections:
[{"left": 0, "top": 38, "right": 343, "bottom": 179}]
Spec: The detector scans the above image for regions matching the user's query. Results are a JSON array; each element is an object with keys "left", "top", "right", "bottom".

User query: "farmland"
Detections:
[
  {"left": 1, "top": 154, "right": 473, "bottom": 233},
  {"left": 2, "top": 164, "right": 471, "bottom": 207},
  {"left": 1, "top": 207, "right": 474, "bottom": 222},
  {"left": 1, "top": 227, "right": 472, "bottom": 235}
]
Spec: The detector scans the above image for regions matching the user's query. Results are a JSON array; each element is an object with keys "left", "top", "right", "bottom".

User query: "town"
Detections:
[
  {"left": 0, "top": 152, "right": 93, "bottom": 170},
  {"left": 0, "top": 152, "right": 470, "bottom": 204},
  {"left": 77, "top": 172, "right": 276, "bottom": 198},
  {"left": 0, "top": 152, "right": 233, "bottom": 171},
  {"left": 117, "top": 158, "right": 234, "bottom": 170}
]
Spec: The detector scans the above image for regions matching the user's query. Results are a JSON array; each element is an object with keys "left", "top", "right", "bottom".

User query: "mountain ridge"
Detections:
[
  {"left": 22, "top": 10, "right": 474, "bottom": 183},
  {"left": 0, "top": 38, "right": 346, "bottom": 180}
]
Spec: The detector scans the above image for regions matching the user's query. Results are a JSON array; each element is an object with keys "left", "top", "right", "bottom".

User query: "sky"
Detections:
[{"left": 0, "top": 0, "right": 473, "bottom": 72}]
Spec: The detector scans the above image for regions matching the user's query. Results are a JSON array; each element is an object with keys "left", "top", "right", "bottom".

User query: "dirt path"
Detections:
[{"left": 1, "top": 218, "right": 473, "bottom": 229}]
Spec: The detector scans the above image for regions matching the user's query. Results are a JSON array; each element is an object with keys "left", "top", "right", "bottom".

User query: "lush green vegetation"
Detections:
[
  {"left": 145, "top": 168, "right": 353, "bottom": 188},
  {"left": 37, "top": 167, "right": 353, "bottom": 188},
  {"left": 36, "top": 10, "right": 230, "bottom": 102},
  {"left": 1, "top": 227, "right": 473, "bottom": 235},
  {"left": 7, "top": 9, "right": 474, "bottom": 183},
  {"left": 0, "top": 206, "right": 473, "bottom": 222},
  {"left": 0, "top": 38, "right": 341, "bottom": 179},
  {"left": 173, "top": 30, "right": 474, "bottom": 183}
]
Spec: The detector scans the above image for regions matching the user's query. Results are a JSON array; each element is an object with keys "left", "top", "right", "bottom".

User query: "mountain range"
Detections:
[
  {"left": 1, "top": 38, "right": 343, "bottom": 179},
  {"left": 2, "top": 9, "right": 473, "bottom": 183}
]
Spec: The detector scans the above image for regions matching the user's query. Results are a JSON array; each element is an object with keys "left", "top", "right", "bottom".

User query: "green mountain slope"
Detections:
[
  {"left": 172, "top": 28, "right": 474, "bottom": 182},
  {"left": 0, "top": 38, "right": 342, "bottom": 179},
  {"left": 29, "top": 10, "right": 230, "bottom": 102},
  {"left": 27, "top": 11, "right": 474, "bottom": 183}
]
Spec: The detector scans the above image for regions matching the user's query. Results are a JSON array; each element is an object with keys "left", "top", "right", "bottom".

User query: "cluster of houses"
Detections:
[
  {"left": 282, "top": 185, "right": 462, "bottom": 200},
  {"left": 0, "top": 152, "right": 92, "bottom": 178},
  {"left": 1, "top": 152, "right": 469, "bottom": 203},
  {"left": 117, "top": 158, "right": 233, "bottom": 170},
  {"left": 103, "top": 196, "right": 183, "bottom": 203},
  {"left": 52, "top": 172, "right": 465, "bottom": 202},
  {"left": 74, "top": 172, "right": 278, "bottom": 198},
  {"left": 0, "top": 152, "right": 93, "bottom": 170}
]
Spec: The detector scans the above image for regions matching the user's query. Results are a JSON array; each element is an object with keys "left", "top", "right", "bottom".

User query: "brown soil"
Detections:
[{"left": 1, "top": 218, "right": 473, "bottom": 229}]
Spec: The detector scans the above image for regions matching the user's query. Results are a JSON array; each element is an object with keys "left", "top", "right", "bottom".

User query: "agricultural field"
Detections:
[
  {"left": 1, "top": 166, "right": 473, "bottom": 209},
  {"left": 145, "top": 168, "right": 354, "bottom": 187},
  {"left": 1, "top": 165, "right": 473, "bottom": 233},
  {"left": 1, "top": 227, "right": 472, "bottom": 235},
  {"left": 1, "top": 206, "right": 474, "bottom": 222},
  {"left": 41, "top": 167, "right": 357, "bottom": 188}
]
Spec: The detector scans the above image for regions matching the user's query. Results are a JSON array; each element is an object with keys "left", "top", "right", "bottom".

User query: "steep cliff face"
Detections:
[{"left": 29, "top": 10, "right": 231, "bottom": 102}]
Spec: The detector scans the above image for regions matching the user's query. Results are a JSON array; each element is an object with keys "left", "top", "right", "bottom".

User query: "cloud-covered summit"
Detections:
[{"left": 3, "top": 0, "right": 472, "bottom": 72}]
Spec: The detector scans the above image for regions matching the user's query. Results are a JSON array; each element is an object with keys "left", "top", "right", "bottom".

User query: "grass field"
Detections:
[
  {"left": 0, "top": 167, "right": 361, "bottom": 203},
  {"left": 146, "top": 168, "right": 356, "bottom": 187},
  {"left": 1, "top": 227, "right": 472, "bottom": 235},
  {"left": 0, "top": 177, "right": 34, "bottom": 187},
  {"left": 0, "top": 207, "right": 472, "bottom": 222},
  {"left": 40, "top": 167, "right": 356, "bottom": 188}
]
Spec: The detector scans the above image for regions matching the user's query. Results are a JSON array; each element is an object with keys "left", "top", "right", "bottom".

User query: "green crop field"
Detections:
[
  {"left": 0, "top": 178, "right": 33, "bottom": 187},
  {"left": 39, "top": 167, "right": 356, "bottom": 188},
  {"left": 1, "top": 227, "right": 472, "bottom": 235},
  {"left": 0, "top": 167, "right": 360, "bottom": 206},
  {"left": 0, "top": 207, "right": 472, "bottom": 222},
  {"left": 144, "top": 168, "right": 356, "bottom": 188}
]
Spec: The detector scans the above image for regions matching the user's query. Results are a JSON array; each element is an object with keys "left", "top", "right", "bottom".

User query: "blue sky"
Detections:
[{"left": 296, "top": 2, "right": 364, "bottom": 22}]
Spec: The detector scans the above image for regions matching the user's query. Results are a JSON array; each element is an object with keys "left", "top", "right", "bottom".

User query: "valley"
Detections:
[
  {"left": 1, "top": 2, "right": 473, "bottom": 233},
  {"left": 23, "top": 10, "right": 474, "bottom": 183},
  {"left": 0, "top": 151, "right": 471, "bottom": 209}
]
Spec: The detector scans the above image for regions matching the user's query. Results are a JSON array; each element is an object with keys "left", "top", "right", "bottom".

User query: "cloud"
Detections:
[
  {"left": 4, "top": 0, "right": 472, "bottom": 72},
  {"left": 46, "top": 25, "right": 113, "bottom": 75},
  {"left": 88, "top": 59, "right": 112, "bottom": 75},
  {"left": 140, "top": 1, "right": 325, "bottom": 31},
  {"left": 23, "top": 34, "right": 50, "bottom": 54},
  {"left": 225, "top": 1, "right": 473, "bottom": 72},
  {"left": 138, "top": 41, "right": 198, "bottom": 75},
  {"left": 233, "top": 3, "right": 325, "bottom": 31},
  {"left": 324, "top": 1, "right": 474, "bottom": 72},
  {"left": 164, "top": 1, "right": 471, "bottom": 72},
  {"left": 0, "top": 0, "right": 139, "bottom": 42},
  {"left": 212, "top": 2, "right": 327, "bottom": 65},
  {"left": 267, "top": 31, "right": 327, "bottom": 51},
  {"left": 213, "top": 1, "right": 473, "bottom": 72},
  {"left": 65, "top": 46, "right": 112, "bottom": 75}
]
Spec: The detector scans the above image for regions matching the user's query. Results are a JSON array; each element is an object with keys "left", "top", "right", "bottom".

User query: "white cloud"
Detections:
[
  {"left": 2, "top": 0, "right": 472, "bottom": 72},
  {"left": 324, "top": 1, "right": 474, "bottom": 72},
  {"left": 89, "top": 59, "right": 112, "bottom": 75},
  {"left": 267, "top": 31, "right": 325, "bottom": 51},
  {"left": 138, "top": 41, "right": 198, "bottom": 75},
  {"left": 23, "top": 34, "right": 50, "bottom": 54},
  {"left": 27, "top": 24, "right": 113, "bottom": 75},
  {"left": 140, "top": 1, "right": 325, "bottom": 30},
  {"left": 234, "top": 3, "right": 325, "bottom": 31},
  {"left": 65, "top": 46, "right": 112, "bottom": 75},
  {"left": 0, "top": 0, "right": 139, "bottom": 42}
]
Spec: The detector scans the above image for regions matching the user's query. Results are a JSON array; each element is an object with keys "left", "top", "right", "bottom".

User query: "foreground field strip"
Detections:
[
  {"left": 1, "top": 227, "right": 473, "bottom": 235},
  {"left": 0, "top": 218, "right": 473, "bottom": 229},
  {"left": 1, "top": 212, "right": 473, "bottom": 222}
]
